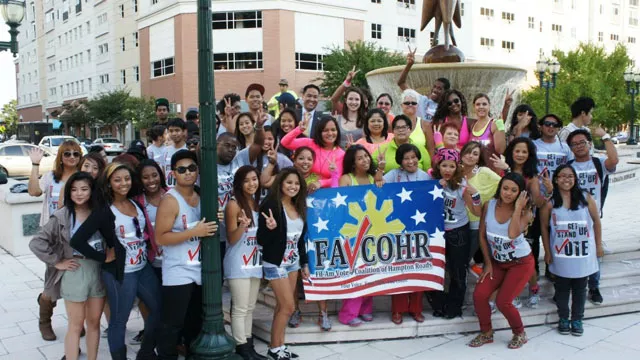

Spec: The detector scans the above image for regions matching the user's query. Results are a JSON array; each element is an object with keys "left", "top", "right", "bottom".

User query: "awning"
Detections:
[{"left": 52, "top": 119, "right": 62, "bottom": 130}]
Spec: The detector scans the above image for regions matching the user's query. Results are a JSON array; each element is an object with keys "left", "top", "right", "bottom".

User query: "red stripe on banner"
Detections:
[
  {"left": 428, "top": 246, "right": 445, "bottom": 255},
  {"left": 303, "top": 273, "right": 444, "bottom": 295},
  {"left": 306, "top": 258, "right": 445, "bottom": 287}
]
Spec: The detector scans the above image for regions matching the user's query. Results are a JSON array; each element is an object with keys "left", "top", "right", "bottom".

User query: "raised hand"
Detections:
[
  {"left": 490, "top": 154, "right": 509, "bottom": 171},
  {"left": 593, "top": 126, "right": 607, "bottom": 138},
  {"left": 29, "top": 147, "right": 45, "bottom": 165},
  {"left": 238, "top": 210, "right": 252, "bottom": 229},
  {"left": 224, "top": 97, "right": 234, "bottom": 118},
  {"left": 345, "top": 134, "right": 355, "bottom": 148},
  {"left": 345, "top": 65, "right": 360, "bottom": 83},
  {"left": 300, "top": 113, "right": 310, "bottom": 132},
  {"left": 517, "top": 110, "right": 532, "bottom": 129},
  {"left": 267, "top": 142, "right": 277, "bottom": 164},
  {"left": 504, "top": 88, "right": 515, "bottom": 106},
  {"left": 255, "top": 108, "right": 268, "bottom": 128},
  {"left": 55, "top": 258, "right": 80, "bottom": 271},
  {"left": 377, "top": 147, "right": 387, "bottom": 171},
  {"left": 193, "top": 217, "right": 218, "bottom": 237},
  {"left": 541, "top": 168, "right": 553, "bottom": 192},
  {"left": 328, "top": 154, "right": 337, "bottom": 172},
  {"left": 406, "top": 45, "right": 418, "bottom": 65},
  {"left": 515, "top": 190, "right": 529, "bottom": 211},
  {"left": 261, "top": 209, "right": 277, "bottom": 230}
]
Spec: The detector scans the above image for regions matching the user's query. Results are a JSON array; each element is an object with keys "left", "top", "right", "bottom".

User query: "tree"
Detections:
[
  {"left": 125, "top": 96, "right": 157, "bottom": 131},
  {"left": 320, "top": 40, "right": 406, "bottom": 97},
  {"left": 87, "top": 90, "right": 131, "bottom": 139},
  {"left": 59, "top": 99, "right": 91, "bottom": 131},
  {"left": 521, "top": 43, "right": 632, "bottom": 129},
  {"left": 0, "top": 99, "right": 18, "bottom": 136}
]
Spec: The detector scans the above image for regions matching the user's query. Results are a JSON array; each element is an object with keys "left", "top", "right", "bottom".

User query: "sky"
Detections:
[{"left": 0, "top": 23, "right": 17, "bottom": 108}]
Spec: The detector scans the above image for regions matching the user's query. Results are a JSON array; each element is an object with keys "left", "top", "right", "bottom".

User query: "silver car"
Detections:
[
  {"left": 0, "top": 144, "right": 55, "bottom": 177},
  {"left": 93, "top": 138, "right": 125, "bottom": 155}
]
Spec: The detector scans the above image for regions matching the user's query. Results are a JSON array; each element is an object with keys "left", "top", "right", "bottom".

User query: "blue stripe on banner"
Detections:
[{"left": 303, "top": 180, "right": 446, "bottom": 300}]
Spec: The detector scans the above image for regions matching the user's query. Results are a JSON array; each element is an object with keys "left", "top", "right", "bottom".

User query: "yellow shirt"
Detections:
[{"left": 467, "top": 166, "right": 501, "bottom": 228}]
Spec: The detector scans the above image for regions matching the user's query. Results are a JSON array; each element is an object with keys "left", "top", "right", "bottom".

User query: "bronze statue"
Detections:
[{"left": 421, "top": 0, "right": 462, "bottom": 50}]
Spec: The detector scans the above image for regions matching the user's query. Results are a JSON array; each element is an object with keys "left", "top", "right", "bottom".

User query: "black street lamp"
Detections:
[
  {"left": 0, "top": 0, "right": 26, "bottom": 57},
  {"left": 536, "top": 54, "right": 560, "bottom": 114},
  {"left": 623, "top": 67, "right": 640, "bottom": 145}
]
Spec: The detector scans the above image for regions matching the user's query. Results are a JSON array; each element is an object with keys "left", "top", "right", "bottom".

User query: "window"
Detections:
[
  {"left": 212, "top": 11, "right": 262, "bottom": 30},
  {"left": 81, "top": 80, "right": 84, "bottom": 93},
  {"left": 397, "top": 27, "right": 416, "bottom": 42},
  {"left": 121, "top": 70, "right": 126, "bottom": 85},
  {"left": 501, "top": 12, "right": 514, "bottom": 22},
  {"left": 429, "top": 31, "right": 435, "bottom": 46},
  {"left": 552, "top": 24, "right": 562, "bottom": 32},
  {"left": 528, "top": 16, "right": 535, "bottom": 29},
  {"left": 120, "top": 37, "right": 126, "bottom": 51},
  {"left": 134, "top": 66, "right": 140, "bottom": 82},
  {"left": 480, "top": 7, "right": 494, "bottom": 17},
  {"left": 88, "top": 78, "right": 92, "bottom": 91},
  {"left": 152, "top": 57, "right": 175, "bottom": 77},
  {"left": 213, "top": 52, "right": 263, "bottom": 70},
  {"left": 611, "top": 33, "right": 620, "bottom": 41},
  {"left": 371, "top": 23, "right": 382, "bottom": 39},
  {"left": 630, "top": 13, "right": 639, "bottom": 26},
  {"left": 87, "top": 49, "right": 91, "bottom": 61},
  {"left": 397, "top": 0, "right": 416, "bottom": 8},
  {"left": 598, "top": 31, "right": 603, "bottom": 42},
  {"left": 371, "top": 0, "right": 381, "bottom": 3},
  {"left": 98, "top": 44, "right": 108, "bottom": 55},
  {"left": 632, "top": 0, "right": 639, "bottom": 6},
  {"left": 501, "top": 40, "right": 515, "bottom": 51},
  {"left": 460, "top": 2, "right": 464, "bottom": 16},
  {"left": 86, "top": 21, "right": 90, "bottom": 34},
  {"left": 134, "top": 32, "right": 139, "bottom": 47},
  {"left": 75, "top": 0, "right": 81, "bottom": 13},
  {"left": 133, "top": 0, "right": 138, "bottom": 12},
  {"left": 119, "top": 4, "right": 124, "bottom": 18},
  {"left": 100, "top": 74, "right": 110, "bottom": 84},
  {"left": 152, "top": 0, "right": 158, "bottom": 4},
  {"left": 480, "top": 37, "right": 495, "bottom": 47},
  {"left": 98, "top": 13, "right": 107, "bottom": 25},
  {"left": 629, "top": 36, "right": 637, "bottom": 44},
  {"left": 295, "top": 53, "right": 324, "bottom": 71}
]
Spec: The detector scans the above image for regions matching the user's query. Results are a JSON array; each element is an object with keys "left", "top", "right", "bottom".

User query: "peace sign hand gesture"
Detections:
[
  {"left": 300, "top": 112, "right": 310, "bottom": 132},
  {"left": 238, "top": 210, "right": 252, "bottom": 229},
  {"left": 541, "top": 168, "right": 553, "bottom": 192},
  {"left": 328, "top": 155, "right": 337, "bottom": 172},
  {"left": 377, "top": 147, "right": 387, "bottom": 171},
  {"left": 261, "top": 209, "right": 277, "bottom": 230},
  {"left": 224, "top": 97, "right": 234, "bottom": 117},
  {"left": 255, "top": 108, "right": 268, "bottom": 128},
  {"left": 345, "top": 134, "right": 355, "bottom": 149},
  {"left": 267, "top": 142, "right": 278, "bottom": 164},
  {"left": 504, "top": 88, "right": 515, "bottom": 107},
  {"left": 406, "top": 45, "right": 418, "bottom": 65},
  {"left": 490, "top": 154, "right": 509, "bottom": 171},
  {"left": 345, "top": 65, "right": 360, "bottom": 83}
]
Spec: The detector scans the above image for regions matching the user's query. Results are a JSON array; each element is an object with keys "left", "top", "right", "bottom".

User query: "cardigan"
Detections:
[{"left": 257, "top": 196, "right": 308, "bottom": 267}]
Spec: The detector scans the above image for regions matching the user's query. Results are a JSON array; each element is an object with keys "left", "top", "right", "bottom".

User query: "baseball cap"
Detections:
[
  {"left": 279, "top": 78, "right": 289, "bottom": 86},
  {"left": 155, "top": 98, "right": 169, "bottom": 108},
  {"left": 276, "top": 92, "right": 297, "bottom": 108},
  {"left": 245, "top": 83, "right": 265, "bottom": 97}
]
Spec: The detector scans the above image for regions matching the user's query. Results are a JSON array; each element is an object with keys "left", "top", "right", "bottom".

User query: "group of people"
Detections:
[{"left": 26, "top": 51, "right": 619, "bottom": 360}]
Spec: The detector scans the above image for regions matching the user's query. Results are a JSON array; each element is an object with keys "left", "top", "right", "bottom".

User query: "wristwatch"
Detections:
[{"left": 601, "top": 134, "right": 611, "bottom": 141}]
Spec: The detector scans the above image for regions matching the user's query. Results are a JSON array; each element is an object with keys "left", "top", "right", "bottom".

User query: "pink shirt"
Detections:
[
  {"left": 281, "top": 126, "right": 345, "bottom": 188},
  {"left": 354, "top": 134, "right": 394, "bottom": 155}
]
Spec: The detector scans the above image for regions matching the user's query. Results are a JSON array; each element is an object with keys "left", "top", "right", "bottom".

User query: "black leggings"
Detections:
[{"left": 157, "top": 283, "right": 203, "bottom": 360}]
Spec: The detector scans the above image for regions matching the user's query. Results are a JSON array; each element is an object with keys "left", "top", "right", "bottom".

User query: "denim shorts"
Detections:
[{"left": 263, "top": 262, "right": 300, "bottom": 281}]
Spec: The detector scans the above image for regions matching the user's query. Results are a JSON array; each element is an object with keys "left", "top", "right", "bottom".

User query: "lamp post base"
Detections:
[
  {"left": 189, "top": 330, "right": 242, "bottom": 360},
  {"left": 627, "top": 139, "right": 638, "bottom": 146}
]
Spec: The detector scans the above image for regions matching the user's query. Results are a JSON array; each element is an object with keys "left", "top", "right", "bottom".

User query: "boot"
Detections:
[
  {"left": 247, "top": 337, "right": 267, "bottom": 360},
  {"left": 235, "top": 343, "right": 254, "bottom": 360},
  {"left": 37, "top": 293, "right": 57, "bottom": 341},
  {"left": 110, "top": 347, "right": 128, "bottom": 360}
]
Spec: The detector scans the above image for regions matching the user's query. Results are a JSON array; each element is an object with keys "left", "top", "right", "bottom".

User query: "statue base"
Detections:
[{"left": 423, "top": 45, "right": 465, "bottom": 64}]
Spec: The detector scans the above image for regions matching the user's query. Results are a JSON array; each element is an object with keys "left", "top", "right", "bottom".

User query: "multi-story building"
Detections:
[{"left": 15, "top": 0, "right": 640, "bottom": 129}]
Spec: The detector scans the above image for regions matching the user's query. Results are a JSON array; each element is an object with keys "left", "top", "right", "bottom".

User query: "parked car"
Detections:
[
  {"left": 612, "top": 131, "right": 629, "bottom": 144},
  {"left": 0, "top": 144, "right": 55, "bottom": 177},
  {"left": 75, "top": 137, "right": 94, "bottom": 147},
  {"left": 38, "top": 136, "right": 87, "bottom": 155},
  {"left": 93, "top": 138, "right": 125, "bottom": 155}
]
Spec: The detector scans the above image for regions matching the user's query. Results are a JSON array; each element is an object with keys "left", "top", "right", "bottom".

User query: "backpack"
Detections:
[{"left": 568, "top": 157, "right": 608, "bottom": 217}]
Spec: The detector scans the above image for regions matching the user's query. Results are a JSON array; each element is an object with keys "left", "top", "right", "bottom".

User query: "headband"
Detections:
[{"left": 435, "top": 148, "right": 460, "bottom": 164}]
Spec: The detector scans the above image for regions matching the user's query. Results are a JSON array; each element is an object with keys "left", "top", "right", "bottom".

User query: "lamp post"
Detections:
[
  {"left": 189, "top": 0, "right": 240, "bottom": 359},
  {"left": 0, "top": 0, "right": 26, "bottom": 57},
  {"left": 536, "top": 54, "right": 560, "bottom": 114},
  {"left": 623, "top": 67, "right": 640, "bottom": 145}
]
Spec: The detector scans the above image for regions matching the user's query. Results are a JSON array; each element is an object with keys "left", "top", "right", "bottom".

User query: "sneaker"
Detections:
[
  {"left": 268, "top": 348, "right": 290, "bottom": 360},
  {"left": 589, "top": 289, "right": 603, "bottom": 305},
  {"left": 512, "top": 296, "right": 522, "bottom": 309},
  {"left": 129, "top": 330, "right": 143, "bottom": 345},
  {"left": 527, "top": 294, "right": 540, "bottom": 309},
  {"left": 469, "top": 264, "right": 483, "bottom": 278},
  {"left": 570, "top": 320, "right": 584, "bottom": 336},
  {"left": 602, "top": 241, "right": 613, "bottom": 255},
  {"left": 101, "top": 327, "right": 108, "bottom": 338},
  {"left": 489, "top": 301, "right": 497, "bottom": 314},
  {"left": 288, "top": 310, "right": 302, "bottom": 328},
  {"left": 558, "top": 318, "right": 570, "bottom": 335},
  {"left": 360, "top": 313, "right": 373, "bottom": 322},
  {"left": 283, "top": 345, "right": 299, "bottom": 358},
  {"left": 347, "top": 318, "right": 364, "bottom": 327},
  {"left": 318, "top": 311, "right": 332, "bottom": 331}
]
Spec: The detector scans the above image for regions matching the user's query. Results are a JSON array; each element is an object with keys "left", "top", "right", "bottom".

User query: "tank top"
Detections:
[
  {"left": 162, "top": 189, "right": 202, "bottom": 286},
  {"left": 484, "top": 199, "right": 531, "bottom": 262},
  {"left": 70, "top": 215, "right": 104, "bottom": 257},
  {"left": 471, "top": 119, "right": 499, "bottom": 173},
  {"left": 337, "top": 115, "right": 364, "bottom": 149},
  {"left": 445, "top": 116, "right": 471, "bottom": 149},
  {"left": 223, "top": 209, "right": 262, "bottom": 279},
  {"left": 348, "top": 173, "right": 374, "bottom": 185},
  {"left": 548, "top": 204, "right": 598, "bottom": 278},
  {"left": 443, "top": 182, "right": 469, "bottom": 230},
  {"left": 264, "top": 207, "right": 304, "bottom": 268},
  {"left": 163, "top": 144, "right": 188, "bottom": 189},
  {"left": 144, "top": 196, "right": 162, "bottom": 268},
  {"left": 47, "top": 174, "right": 64, "bottom": 217},
  {"left": 111, "top": 201, "right": 147, "bottom": 273}
]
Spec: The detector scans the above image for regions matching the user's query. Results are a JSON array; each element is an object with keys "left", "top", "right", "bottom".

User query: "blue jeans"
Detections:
[
  {"left": 102, "top": 264, "right": 162, "bottom": 356},
  {"left": 588, "top": 262, "right": 601, "bottom": 290}
]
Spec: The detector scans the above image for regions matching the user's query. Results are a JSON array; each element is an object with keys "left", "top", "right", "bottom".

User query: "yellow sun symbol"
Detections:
[{"left": 339, "top": 190, "right": 405, "bottom": 261}]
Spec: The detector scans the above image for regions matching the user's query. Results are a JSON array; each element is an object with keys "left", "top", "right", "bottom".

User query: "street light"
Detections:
[
  {"left": 536, "top": 54, "right": 560, "bottom": 114},
  {"left": 624, "top": 67, "right": 640, "bottom": 145},
  {"left": 0, "top": 0, "right": 26, "bottom": 57}
]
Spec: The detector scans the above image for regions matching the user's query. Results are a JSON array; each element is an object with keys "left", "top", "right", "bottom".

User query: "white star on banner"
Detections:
[
  {"left": 411, "top": 209, "right": 427, "bottom": 225},
  {"left": 306, "top": 197, "right": 315, "bottom": 208},
  {"left": 430, "top": 227, "right": 446, "bottom": 243},
  {"left": 332, "top": 192, "right": 348, "bottom": 208},
  {"left": 429, "top": 185, "right": 444, "bottom": 200},
  {"left": 396, "top": 187, "right": 413, "bottom": 203},
  {"left": 313, "top": 217, "right": 329, "bottom": 233}
]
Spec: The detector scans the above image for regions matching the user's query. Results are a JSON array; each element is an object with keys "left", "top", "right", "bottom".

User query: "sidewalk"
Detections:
[{"left": 0, "top": 182, "right": 638, "bottom": 359}]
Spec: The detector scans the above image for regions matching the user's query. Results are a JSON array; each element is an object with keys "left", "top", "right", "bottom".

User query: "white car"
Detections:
[
  {"left": 93, "top": 138, "right": 125, "bottom": 155},
  {"left": 0, "top": 144, "right": 55, "bottom": 177},
  {"left": 38, "top": 136, "right": 87, "bottom": 155}
]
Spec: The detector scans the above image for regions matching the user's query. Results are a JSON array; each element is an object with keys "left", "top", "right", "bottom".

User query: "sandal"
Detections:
[
  {"left": 508, "top": 332, "right": 528, "bottom": 349},
  {"left": 391, "top": 312, "right": 403, "bottom": 325},
  {"left": 347, "top": 318, "right": 363, "bottom": 327},
  {"left": 468, "top": 332, "right": 494, "bottom": 348},
  {"left": 411, "top": 312, "right": 425, "bottom": 323}
]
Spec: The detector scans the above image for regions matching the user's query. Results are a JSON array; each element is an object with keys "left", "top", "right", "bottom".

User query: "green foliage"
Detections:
[
  {"left": 124, "top": 96, "right": 157, "bottom": 130},
  {"left": 0, "top": 99, "right": 18, "bottom": 135},
  {"left": 86, "top": 89, "right": 131, "bottom": 130},
  {"left": 320, "top": 40, "right": 405, "bottom": 97},
  {"left": 521, "top": 43, "right": 632, "bottom": 129},
  {"left": 59, "top": 100, "right": 90, "bottom": 127}
]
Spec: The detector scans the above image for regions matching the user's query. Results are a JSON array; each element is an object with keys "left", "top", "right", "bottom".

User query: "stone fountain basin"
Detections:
[{"left": 366, "top": 62, "right": 528, "bottom": 119}]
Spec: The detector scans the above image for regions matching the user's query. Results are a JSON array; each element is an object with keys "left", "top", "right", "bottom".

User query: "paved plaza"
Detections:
[{"left": 0, "top": 176, "right": 639, "bottom": 359}]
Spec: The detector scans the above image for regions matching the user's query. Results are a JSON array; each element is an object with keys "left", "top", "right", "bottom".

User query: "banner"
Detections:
[{"left": 303, "top": 180, "right": 445, "bottom": 301}]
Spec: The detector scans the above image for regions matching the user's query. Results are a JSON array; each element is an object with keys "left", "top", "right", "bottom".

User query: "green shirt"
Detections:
[
  {"left": 267, "top": 89, "right": 299, "bottom": 118},
  {"left": 372, "top": 139, "right": 431, "bottom": 174}
]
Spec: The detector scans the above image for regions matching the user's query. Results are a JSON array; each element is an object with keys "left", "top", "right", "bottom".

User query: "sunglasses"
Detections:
[
  {"left": 402, "top": 101, "right": 418, "bottom": 106},
  {"left": 175, "top": 164, "right": 198, "bottom": 174},
  {"left": 542, "top": 121, "right": 562, "bottom": 128},
  {"left": 132, "top": 217, "right": 143, "bottom": 239},
  {"left": 63, "top": 151, "right": 81, "bottom": 158},
  {"left": 447, "top": 98, "right": 461, "bottom": 106}
]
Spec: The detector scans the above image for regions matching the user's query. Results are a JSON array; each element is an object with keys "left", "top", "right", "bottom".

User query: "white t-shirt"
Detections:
[
  {"left": 147, "top": 143, "right": 166, "bottom": 165},
  {"left": 571, "top": 156, "right": 615, "bottom": 216},
  {"left": 163, "top": 144, "right": 188, "bottom": 189}
]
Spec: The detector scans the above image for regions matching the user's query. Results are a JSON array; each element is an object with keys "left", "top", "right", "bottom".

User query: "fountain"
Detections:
[{"left": 366, "top": 0, "right": 527, "bottom": 119}]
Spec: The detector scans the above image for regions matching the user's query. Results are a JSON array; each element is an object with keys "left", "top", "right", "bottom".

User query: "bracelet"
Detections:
[
  {"left": 343, "top": 80, "right": 351, "bottom": 88},
  {"left": 601, "top": 134, "right": 611, "bottom": 141},
  {"left": 32, "top": 163, "right": 40, "bottom": 166},
  {"left": 471, "top": 192, "right": 481, "bottom": 206}
]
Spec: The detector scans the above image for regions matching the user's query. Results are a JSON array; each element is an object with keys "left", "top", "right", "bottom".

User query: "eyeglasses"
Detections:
[
  {"left": 402, "top": 101, "right": 418, "bottom": 106},
  {"left": 557, "top": 174, "right": 575, "bottom": 180},
  {"left": 377, "top": 101, "right": 391, "bottom": 106},
  {"left": 569, "top": 140, "right": 589, "bottom": 148},
  {"left": 132, "top": 217, "right": 143, "bottom": 239},
  {"left": 542, "top": 121, "right": 562, "bottom": 128},
  {"left": 63, "top": 151, "right": 81, "bottom": 158},
  {"left": 175, "top": 164, "right": 198, "bottom": 174},
  {"left": 394, "top": 125, "right": 410, "bottom": 131},
  {"left": 447, "top": 98, "right": 461, "bottom": 106}
]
